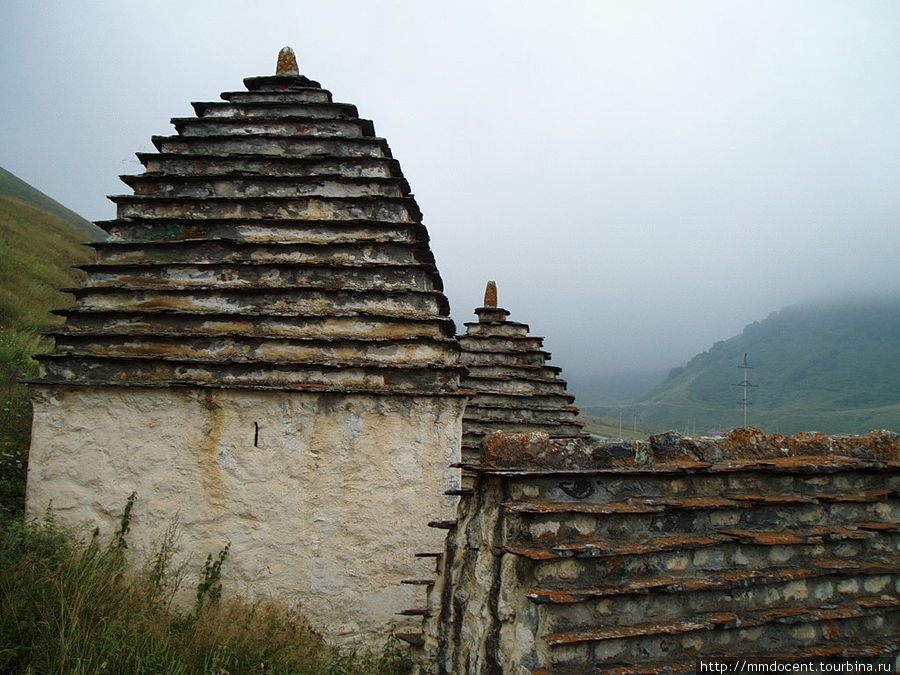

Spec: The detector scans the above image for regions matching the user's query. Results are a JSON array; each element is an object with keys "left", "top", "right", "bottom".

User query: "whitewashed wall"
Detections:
[{"left": 27, "top": 385, "right": 464, "bottom": 643}]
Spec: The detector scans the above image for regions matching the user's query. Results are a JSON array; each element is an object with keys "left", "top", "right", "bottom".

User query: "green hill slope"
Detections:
[
  {"left": 0, "top": 175, "right": 99, "bottom": 514},
  {"left": 0, "top": 197, "right": 95, "bottom": 335},
  {"left": 0, "top": 167, "right": 105, "bottom": 240},
  {"left": 585, "top": 298, "right": 900, "bottom": 435}
]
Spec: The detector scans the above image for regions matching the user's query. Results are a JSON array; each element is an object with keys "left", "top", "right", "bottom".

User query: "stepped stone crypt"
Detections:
[{"left": 25, "top": 50, "right": 899, "bottom": 673}]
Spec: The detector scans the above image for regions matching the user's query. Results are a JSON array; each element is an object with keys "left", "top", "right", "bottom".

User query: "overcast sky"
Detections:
[{"left": 2, "top": 1, "right": 898, "bottom": 397}]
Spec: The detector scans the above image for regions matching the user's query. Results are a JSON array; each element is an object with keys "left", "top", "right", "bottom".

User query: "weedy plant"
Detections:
[
  {"left": 0, "top": 329, "right": 38, "bottom": 519},
  {"left": 0, "top": 495, "right": 412, "bottom": 674}
]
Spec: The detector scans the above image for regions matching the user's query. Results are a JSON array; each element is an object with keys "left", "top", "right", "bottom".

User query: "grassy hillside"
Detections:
[
  {"left": 0, "top": 197, "right": 96, "bottom": 334},
  {"left": 585, "top": 298, "right": 900, "bottom": 435},
  {"left": 0, "top": 167, "right": 105, "bottom": 239},
  {"left": 0, "top": 177, "right": 99, "bottom": 515}
]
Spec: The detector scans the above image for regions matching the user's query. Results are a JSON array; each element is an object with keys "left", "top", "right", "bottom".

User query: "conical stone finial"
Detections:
[
  {"left": 276, "top": 46, "right": 300, "bottom": 76},
  {"left": 484, "top": 280, "right": 498, "bottom": 308}
]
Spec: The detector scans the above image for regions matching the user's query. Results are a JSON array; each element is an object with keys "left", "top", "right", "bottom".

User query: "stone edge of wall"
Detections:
[{"left": 472, "top": 427, "right": 900, "bottom": 472}]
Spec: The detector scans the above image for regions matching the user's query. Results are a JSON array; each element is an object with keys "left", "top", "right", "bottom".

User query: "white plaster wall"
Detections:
[{"left": 26, "top": 385, "right": 465, "bottom": 644}]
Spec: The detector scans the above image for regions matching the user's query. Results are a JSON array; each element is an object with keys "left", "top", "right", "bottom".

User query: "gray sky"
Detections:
[{"left": 2, "top": 1, "right": 898, "bottom": 395}]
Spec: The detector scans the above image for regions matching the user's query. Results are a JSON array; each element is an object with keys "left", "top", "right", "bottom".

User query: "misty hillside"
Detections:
[
  {"left": 0, "top": 173, "right": 97, "bottom": 336},
  {"left": 584, "top": 298, "right": 900, "bottom": 435},
  {"left": 0, "top": 167, "right": 105, "bottom": 240}
]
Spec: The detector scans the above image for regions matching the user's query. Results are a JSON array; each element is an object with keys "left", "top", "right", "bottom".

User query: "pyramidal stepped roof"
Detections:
[
  {"left": 458, "top": 281, "right": 588, "bottom": 461},
  {"left": 36, "top": 48, "right": 464, "bottom": 395}
]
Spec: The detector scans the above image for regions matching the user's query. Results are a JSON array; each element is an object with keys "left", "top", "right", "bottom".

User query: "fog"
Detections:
[{"left": 2, "top": 1, "right": 898, "bottom": 401}]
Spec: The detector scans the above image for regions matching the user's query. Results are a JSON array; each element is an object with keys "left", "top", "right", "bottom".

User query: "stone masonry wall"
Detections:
[{"left": 418, "top": 428, "right": 899, "bottom": 673}]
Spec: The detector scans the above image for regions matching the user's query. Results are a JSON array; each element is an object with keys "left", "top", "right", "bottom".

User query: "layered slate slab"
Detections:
[
  {"left": 33, "top": 51, "right": 463, "bottom": 396},
  {"left": 456, "top": 281, "right": 588, "bottom": 462}
]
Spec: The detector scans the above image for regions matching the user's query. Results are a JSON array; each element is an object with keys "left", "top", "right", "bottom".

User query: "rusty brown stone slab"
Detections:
[
  {"left": 855, "top": 596, "right": 900, "bottom": 610},
  {"left": 501, "top": 546, "right": 559, "bottom": 561},
  {"left": 504, "top": 533, "right": 730, "bottom": 561},
  {"left": 526, "top": 559, "right": 900, "bottom": 603},
  {"left": 546, "top": 618, "right": 709, "bottom": 645},
  {"left": 718, "top": 524, "right": 876, "bottom": 545},
  {"left": 719, "top": 492, "right": 816, "bottom": 504},
  {"left": 503, "top": 500, "right": 666, "bottom": 515},
  {"left": 503, "top": 488, "right": 868, "bottom": 515},
  {"left": 757, "top": 605, "right": 863, "bottom": 622},
  {"left": 553, "top": 534, "right": 728, "bottom": 558},
  {"left": 722, "top": 529, "right": 800, "bottom": 545},
  {"left": 503, "top": 486, "right": 895, "bottom": 516},
  {"left": 456, "top": 457, "right": 896, "bottom": 476},
  {"left": 815, "top": 487, "right": 895, "bottom": 502},
  {"left": 544, "top": 596, "right": 898, "bottom": 646}
]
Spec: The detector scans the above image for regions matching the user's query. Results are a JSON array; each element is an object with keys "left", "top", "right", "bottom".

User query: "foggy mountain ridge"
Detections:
[{"left": 582, "top": 297, "right": 900, "bottom": 436}]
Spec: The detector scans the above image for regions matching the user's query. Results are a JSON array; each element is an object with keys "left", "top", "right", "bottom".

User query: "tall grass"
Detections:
[
  {"left": 0, "top": 503, "right": 411, "bottom": 674},
  {"left": 0, "top": 329, "right": 36, "bottom": 519}
]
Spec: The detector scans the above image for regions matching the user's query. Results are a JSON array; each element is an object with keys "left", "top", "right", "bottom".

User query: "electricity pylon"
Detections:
[{"left": 731, "top": 353, "right": 758, "bottom": 427}]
